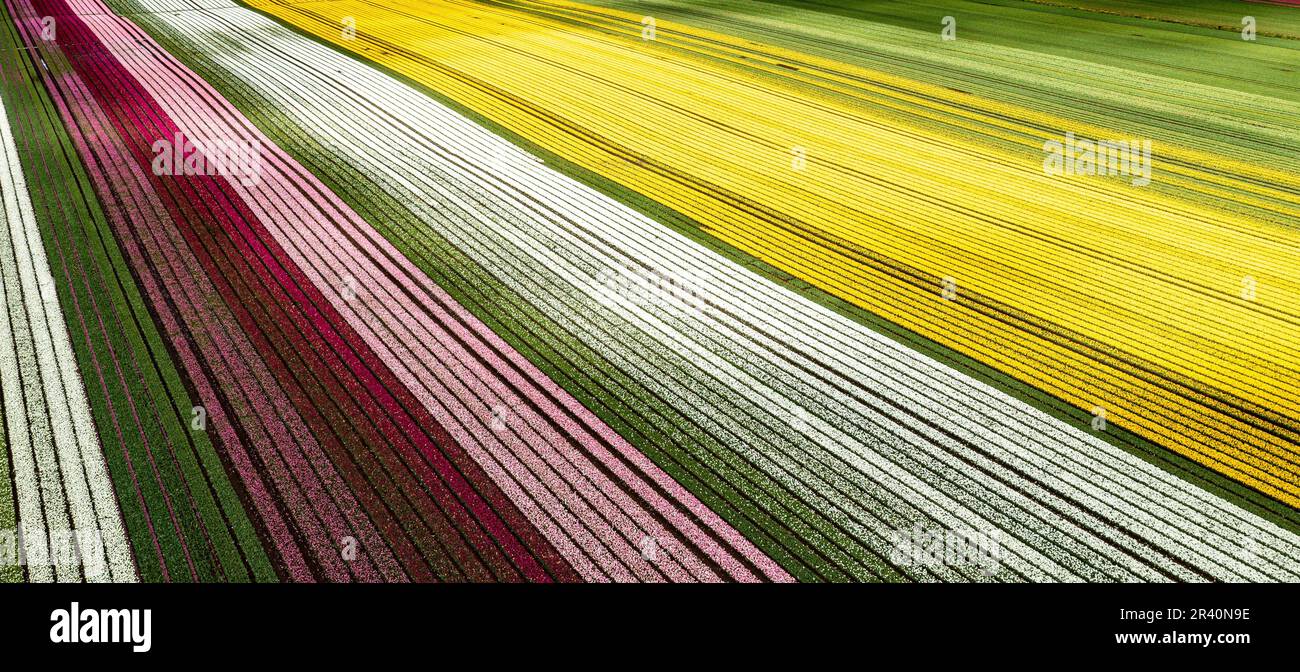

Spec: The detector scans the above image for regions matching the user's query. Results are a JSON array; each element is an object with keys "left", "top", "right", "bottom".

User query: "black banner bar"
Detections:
[{"left": 0, "top": 583, "right": 1291, "bottom": 661}]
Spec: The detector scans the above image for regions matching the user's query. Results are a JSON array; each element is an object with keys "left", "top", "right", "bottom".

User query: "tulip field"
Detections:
[{"left": 1, "top": 0, "right": 1298, "bottom": 581}]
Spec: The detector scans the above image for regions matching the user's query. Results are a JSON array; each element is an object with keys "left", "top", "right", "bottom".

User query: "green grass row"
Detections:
[
  {"left": 0, "top": 372, "right": 17, "bottom": 582},
  {"left": 1019, "top": 0, "right": 1300, "bottom": 39},
  {"left": 692, "top": 0, "right": 1300, "bottom": 98}
]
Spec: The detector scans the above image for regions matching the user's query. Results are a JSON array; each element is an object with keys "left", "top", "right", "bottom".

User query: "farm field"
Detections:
[
  {"left": 246, "top": 0, "right": 1300, "bottom": 507},
  {"left": 1, "top": 0, "right": 1297, "bottom": 582}
]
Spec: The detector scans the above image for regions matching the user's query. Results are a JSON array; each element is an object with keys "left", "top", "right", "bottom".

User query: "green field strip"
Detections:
[
  {"left": 0, "top": 17, "right": 275, "bottom": 582},
  {"left": 0, "top": 379, "right": 19, "bottom": 583},
  {"left": 756, "top": 0, "right": 1300, "bottom": 96},
  {"left": 1020, "top": 0, "right": 1300, "bottom": 40}
]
